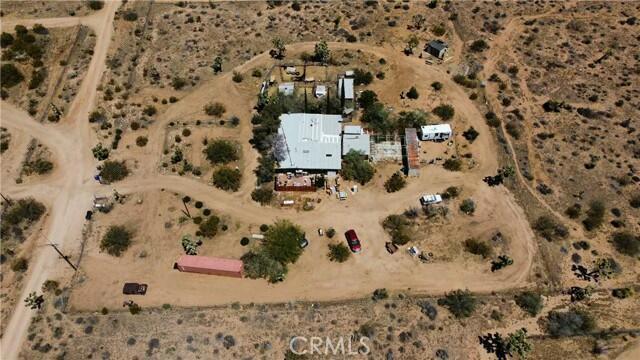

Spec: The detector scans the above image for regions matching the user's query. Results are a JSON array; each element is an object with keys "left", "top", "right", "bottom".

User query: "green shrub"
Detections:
[
  {"left": 11, "top": 257, "right": 28, "bottom": 272},
  {"left": 462, "top": 127, "right": 479, "bottom": 143},
  {"left": 505, "top": 121, "right": 521, "bottom": 139},
  {"left": 431, "top": 81, "right": 443, "bottom": 91},
  {"left": 470, "top": 39, "right": 488, "bottom": 52},
  {"left": 204, "top": 102, "right": 226, "bottom": 117},
  {"left": 443, "top": 158, "right": 462, "bottom": 171},
  {"left": 438, "top": 290, "right": 477, "bottom": 318},
  {"left": 212, "top": 166, "right": 241, "bottom": 192},
  {"left": 432, "top": 104, "right": 455, "bottom": 120},
  {"left": 358, "top": 90, "right": 378, "bottom": 109},
  {"left": 1, "top": 32, "right": 14, "bottom": 48},
  {"left": 232, "top": 71, "right": 243, "bottom": 83},
  {"left": 384, "top": 172, "right": 406, "bottom": 193},
  {"left": 460, "top": 198, "right": 476, "bottom": 215},
  {"left": 123, "top": 10, "right": 138, "bottom": 21},
  {"left": 143, "top": 105, "right": 157, "bottom": 116},
  {"left": 1, "top": 63, "right": 24, "bottom": 88},
  {"left": 533, "top": 216, "right": 568, "bottom": 241},
  {"left": 341, "top": 150, "right": 374, "bottom": 185},
  {"left": 406, "top": 86, "right": 419, "bottom": 99},
  {"left": 545, "top": 309, "right": 595, "bottom": 337},
  {"left": 326, "top": 228, "right": 336, "bottom": 238},
  {"left": 353, "top": 68, "right": 373, "bottom": 86},
  {"left": 485, "top": 112, "right": 501, "bottom": 127},
  {"left": 199, "top": 215, "right": 220, "bottom": 237},
  {"left": 612, "top": 287, "right": 633, "bottom": 299},
  {"left": 464, "top": 238, "right": 491, "bottom": 258},
  {"left": 565, "top": 203, "right": 581, "bottom": 219},
  {"left": 251, "top": 186, "right": 274, "bottom": 205},
  {"left": 172, "top": 77, "right": 186, "bottom": 90},
  {"left": 205, "top": 140, "right": 238, "bottom": 164},
  {"left": 612, "top": 232, "right": 640, "bottom": 256},
  {"left": 629, "top": 194, "right": 640, "bottom": 208},
  {"left": 383, "top": 214, "right": 411, "bottom": 245},
  {"left": 328, "top": 243, "right": 351, "bottom": 263},
  {"left": 100, "top": 225, "right": 132, "bottom": 256},
  {"left": 251, "top": 69, "right": 262, "bottom": 77},
  {"left": 135, "top": 136, "right": 148, "bottom": 147},
  {"left": 28, "top": 68, "right": 46, "bottom": 89},
  {"left": 2, "top": 198, "right": 45, "bottom": 226},
  {"left": 100, "top": 160, "right": 129, "bottom": 183},
  {"left": 515, "top": 291, "right": 544, "bottom": 316},
  {"left": 87, "top": 1, "right": 104, "bottom": 10},
  {"left": 582, "top": 200, "right": 605, "bottom": 231}
]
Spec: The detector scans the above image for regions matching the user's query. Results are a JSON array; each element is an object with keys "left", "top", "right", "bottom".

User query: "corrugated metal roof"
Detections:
[
  {"left": 278, "top": 113, "right": 343, "bottom": 171},
  {"left": 405, "top": 128, "right": 420, "bottom": 175},
  {"left": 427, "top": 40, "right": 448, "bottom": 52},
  {"left": 342, "top": 133, "right": 370, "bottom": 156},
  {"left": 338, "top": 78, "right": 354, "bottom": 100},
  {"left": 177, "top": 255, "right": 243, "bottom": 273},
  {"left": 343, "top": 125, "right": 363, "bottom": 135}
]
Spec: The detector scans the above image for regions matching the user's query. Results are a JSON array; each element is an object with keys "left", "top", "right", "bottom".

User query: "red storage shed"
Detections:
[{"left": 176, "top": 255, "right": 243, "bottom": 278}]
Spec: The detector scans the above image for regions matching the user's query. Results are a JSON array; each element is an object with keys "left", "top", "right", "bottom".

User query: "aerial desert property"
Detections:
[{"left": 0, "top": 0, "right": 639, "bottom": 359}]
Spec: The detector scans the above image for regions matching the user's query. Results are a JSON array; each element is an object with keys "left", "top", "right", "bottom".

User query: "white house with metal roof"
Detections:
[
  {"left": 278, "top": 82, "right": 295, "bottom": 96},
  {"left": 277, "top": 113, "right": 343, "bottom": 172},
  {"left": 342, "top": 125, "right": 370, "bottom": 156}
]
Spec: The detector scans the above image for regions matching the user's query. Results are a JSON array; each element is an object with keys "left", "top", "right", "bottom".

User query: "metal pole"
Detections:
[
  {"left": 0, "top": 192, "right": 13, "bottom": 206},
  {"left": 48, "top": 243, "right": 78, "bottom": 271},
  {"left": 182, "top": 199, "right": 191, "bottom": 218}
]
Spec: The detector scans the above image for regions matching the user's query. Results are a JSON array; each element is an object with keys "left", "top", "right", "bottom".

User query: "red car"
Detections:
[{"left": 345, "top": 229, "right": 361, "bottom": 253}]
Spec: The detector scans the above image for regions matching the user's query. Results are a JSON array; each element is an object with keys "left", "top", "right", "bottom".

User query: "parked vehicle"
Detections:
[
  {"left": 344, "top": 229, "right": 361, "bottom": 253},
  {"left": 317, "top": 228, "right": 324, "bottom": 237},
  {"left": 85, "top": 211, "right": 93, "bottom": 220},
  {"left": 299, "top": 234, "right": 309, "bottom": 249},
  {"left": 420, "top": 194, "right": 442, "bottom": 206},
  {"left": 122, "top": 283, "right": 148, "bottom": 295},
  {"left": 385, "top": 242, "right": 398, "bottom": 254}
]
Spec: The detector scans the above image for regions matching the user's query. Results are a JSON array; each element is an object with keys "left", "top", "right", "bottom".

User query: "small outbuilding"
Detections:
[
  {"left": 176, "top": 255, "right": 243, "bottom": 278},
  {"left": 426, "top": 40, "right": 449, "bottom": 59},
  {"left": 278, "top": 82, "right": 295, "bottom": 96},
  {"left": 338, "top": 78, "right": 354, "bottom": 100},
  {"left": 404, "top": 128, "right": 420, "bottom": 177},
  {"left": 314, "top": 85, "right": 327, "bottom": 98},
  {"left": 342, "top": 125, "right": 370, "bottom": 156},
  {"left": 420, "top": 124, "right": 452, "bottom": 141}
]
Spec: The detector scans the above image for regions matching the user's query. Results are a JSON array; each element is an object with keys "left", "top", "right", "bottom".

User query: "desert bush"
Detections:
[
  {"left": 328, "top": 243, "right": 351, "bottom": 263},
  {"left": 2, "top": 198, "right": 45, "bottom": 235},
  {"left": 443, "top": 158, "right": 462, "bottom": 171},
  {"left": 326, "top": 228, "right": 336, "bottom": 238},
  {"left": 171, "top": 77, "right": 186, "bottom": 90},
  {"left": 123, "top": 10, "right": 138, "bottom": 21},
  {"left": 453, "top": 74, "right": 478, "bottom": 88},
  {"left": 358, "top": 90, "right": 378, "bottom": 109},
  {"left": 251, "top": 69, "right": 262, "bottom": 77},
  {"left": 28, "top": 68, "right": 46, "bottom": 89},
  {"left": 432, "top": 104, "right": 455, "bottom": 120},
  {"left": 611, "top": 232, "right": 640, "bottom": 256},
  {"left": 372, "top": 288, "right": 389, "bottom": 301},
  {"left": 1, "top": 63, "right": 24, "bottom": 88},
  {"left": 438, "top": 290, "right": 476, "bottom": 318},
  {"left": 629, "top": 194, "right": 640, "bottom": 209},
  {"left": 565, "top": 203, "right": 581, "bottom": 219},
  {"left": 87, "top": 1, "right": 104, "bottom": 10},
  {"left": 42, "top": 280, "right": 59, "bottom": 293},
  {"left": 406, "top": 86, "right": 419, "bottom": 99},
  {"left": 469, "top": 39, "right": 488, "bottom": 52},
  {"left": 342, "top": 150, "right": 374, "bottom": 185},
  {"left": 515, "top": 291, "right": 543, "bottom": 316},
  {"left": 384, "top": 172, "right": 406, "bottom": 193},
  {"left": 232, "top": 71, "right": 243, "bottom": 83},
  {"left": 505, "top": 121, "right": 521, "bottom": 139},
  {"left": 11, "top": 257, "right": 28, "bottom": 272},
  {"left": 100, "top": 225, "right": 132, "bottom": 256},
  {"left": 383, "top": 214, "right": 411, "bottom": 245},
  {"left": 251, "top": 186, "right": 274, "bottom": 205},
  {"left": 462, "top": 127, "right": 479, "bottom": 143},
  {"left": 459, "top": 199, "right": 476, "bottom": 215},
  {"left": 485, "top": 112, "right": 501, "bottom": 127},
  {"left": 24, "top": 158, "right": 53, "bottom": 175},
  {"left": 432, "top": 24, "right": 446, "bottom": 36},
  {"left": 534, "top": 216, "right": 568, "bottom": 241},
  {"left": 431, "top": 81, "right": 443, "bottom": 91},
  {"left": 612, "top": 288, "right": 633, "bottom": 299},
  {"left": 1, "top": 32, "right": 14, "bottom": 48},
  {"left": 212, "top": 166, "right": 241, "bottom": 191},
  {"left": 199, "top": 215, "right": 220, "bottom": 238},
  {"left": 264, "top": 220, "right": 305, "bottom": 264},
  {"left": 135, "top": 136, "right": 148, "bottom": 147},
  {"left": 442, "top": 186, "right": 460, "bottom": 199},
  {"left": 100, "top": 160, "right": 129, "bottom": 182},
  {"left": 204, "top": 102, "right": 226, "bottom": 117},
  {"left": 464, "top": 238, "right": 491, "bottom": 258},
  {"left": 143, "top": 105, "right": 157, "bottom": 116},
  {"left": 205, "top": 140, "right": 238, "bottom": 165},
  {"left": 89, "top": 110, "right": 106, "bottom": 123},
  {"left": 545, "top": 309, "right": 595, "bottom": 337},
  {"left": 582, "top": 200, "right": 605, "bottom": 231}
]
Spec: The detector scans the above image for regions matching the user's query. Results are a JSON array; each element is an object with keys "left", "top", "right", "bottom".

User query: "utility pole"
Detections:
[
  {"left": 181, "top": 198, "right": 191, "bottom": 218},
  {"left": 48, "top": 243, "right": 77, "bottom": 271},
  {"left": 0, "top": 192, "right": 13, "bottom": 206}
]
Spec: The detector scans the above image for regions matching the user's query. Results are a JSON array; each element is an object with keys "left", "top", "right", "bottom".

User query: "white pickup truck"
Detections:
[{"left": 420, "top": 194, "right": 443, "bottom": 206}]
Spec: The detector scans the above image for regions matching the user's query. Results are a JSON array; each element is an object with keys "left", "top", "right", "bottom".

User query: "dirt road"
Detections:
[
  {"left": 0, "top": 2, "right": 121, "bottom": 358},
  {"left": 2, "top": 7, "right": 539, "bottom": 359}
]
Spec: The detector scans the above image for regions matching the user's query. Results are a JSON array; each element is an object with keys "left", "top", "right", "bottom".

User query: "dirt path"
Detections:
[
  {"left": 2, "top": 12, "right": 540, "bottom": 357},
  {"left": 0, "top": 1, "right": 121, "bottom": 358}
]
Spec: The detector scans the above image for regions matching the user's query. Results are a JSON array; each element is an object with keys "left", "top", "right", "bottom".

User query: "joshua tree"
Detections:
[
  {"left": 24, "top": 292, "right": 44, "bottom": 309},
  {"left": 212, "top": 56, "right": 223, "bottom": 73}
]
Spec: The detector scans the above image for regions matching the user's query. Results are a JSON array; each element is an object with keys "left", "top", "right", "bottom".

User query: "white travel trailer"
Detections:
[{"left": 419, "top": 124, "right": 452, "bottom": 141}]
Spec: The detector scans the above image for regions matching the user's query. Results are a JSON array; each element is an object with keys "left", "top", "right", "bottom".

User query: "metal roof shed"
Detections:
[
  {"left": 176, "top": 255, "right": 243, "bottom": 278},
  {"left": 338, "top": 78, "right": 354, "bottom": 100},
  {"left": 404, "top": 128, "right": 420, "bottom": 177}
]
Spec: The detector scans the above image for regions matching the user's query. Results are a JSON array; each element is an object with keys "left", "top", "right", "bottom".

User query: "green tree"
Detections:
[
  {"left": 1, "top": 63, "right": 25, "bottom": 88},
  {"left": 100, "top": 225, "right": 132, "bottom": 256},
  {"left": 396, "top": 110, "right": 428, "bottom": 131},
  {"left": 470, "top": 39, "right": 488, "bottom": 52},
  {"left": 328, "top": 243, "right": 351, "bottom": 263},
  {"left": 205, "top": 140, "right": 238, "bottom": 164},
  {"left": 241, "top": 250, "right": 287, "bottom": 283},
  {"left": 505, "top": 328, "right": 532, "bottom": 359},
  {"left": 212, "top": 166, "right": 241, "bottom": 191},
  {"left": 612, "top": 232, "right": 640, "bottom": 256},
  {"left": 313, "top": 41, "right": 330, "bottom": 63},
  {"left": 1, "top": 32, "right": 15, "bottom": 48},
  {"left": 87, "top": 0, "right": 104, "bottom": 10},
  {"left": 264, "top": 220, "right": 304, "bottom": 264},
  {"left": 251, "top": 186, "right": 274, "bottom": 205},
  {"left": 464, "top": 238, "right": 492, "bottom": 258},
  {"left": 431, "top": 81, "right": 443, "bottom": 91},
  {"left": 582, "top": 200, "right": 605, "bottom": 231},
  {"left": 438, "top": 289, "right": 477, "bottom": 318},
  {"left": 362, "top": 102, "right": 392, "bottom": 133},
  {"left": 212, "top": 56, "right": 223, "bottom": 73},
  {"left": 204, "top": 102, "right": 226, "bottom": 117},
  {"left": 358, "top": 90, "right": 378, "bottom": 109},
  {"left": 545, "top": 309, "right": 596, "bottom": 337},
  {"left": 99, "top": 160, "right": 129, "bottom": 183},
  {"left": 515, "top": 291, "right": 544, "bottom": 316},
  {"left": 443, "top": 158, "right": 462, "bottom": 171},
  {"left": 383, "top": 214, "right": 411, "bottom": 245},
  {"left": 353, "top": 68, "right": 373, "bottom": 86},
  {"left": 271, "top": 38, "right": 286, "bottom": 59},
  {"left": 384, "top": 172, "right": 406, "bottom": 193},
  {"left": 341, "top": 150, "right": 375, "bottom": 185}
]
